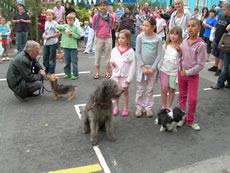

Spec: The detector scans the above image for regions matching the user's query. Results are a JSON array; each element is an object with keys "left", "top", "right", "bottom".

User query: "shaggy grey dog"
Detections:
[{"left": 81, "top": 79, "right": 124, "bottom": 145}]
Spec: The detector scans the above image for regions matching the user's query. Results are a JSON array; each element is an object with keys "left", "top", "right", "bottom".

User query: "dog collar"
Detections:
[
  {"left": 51, "top": 82, "right": 61, "bottom": 92},
  {"left": 86, "top": 97, "right": 109, "bottom": 112}
]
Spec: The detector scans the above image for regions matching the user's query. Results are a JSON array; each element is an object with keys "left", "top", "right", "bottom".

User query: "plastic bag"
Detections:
[{"left": 209, "top": 28, "right": 215, "bottom": 42}]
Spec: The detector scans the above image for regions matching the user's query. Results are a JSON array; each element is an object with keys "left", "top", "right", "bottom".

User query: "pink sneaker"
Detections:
[
  {"left": 113, "top": 108, "right": 119, "bottom": 116},
  {"left": 121, "top": 109, "right": 129, "bottom": 117}
]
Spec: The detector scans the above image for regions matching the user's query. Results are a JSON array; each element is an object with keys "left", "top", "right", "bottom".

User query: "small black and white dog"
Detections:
[{"left": 155, "top": 107, "right": 186, "bottom": 132}]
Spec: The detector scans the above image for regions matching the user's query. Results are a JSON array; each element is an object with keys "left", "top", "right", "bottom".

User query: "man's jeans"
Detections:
[
  {"left": 26, "top": 81, "right": 42, "bottom": 95},
  {"left": 16, "top": 32, "right": 28, "bottom": 52},
  {"left": 43, "top": 44, "right": 57, "bottom": 74},
  {"left": 217, "top": 52, "right": 230, "bottom": 87},
  {"left": 64, "top": 48, "right": 78, "bottom": 77}
]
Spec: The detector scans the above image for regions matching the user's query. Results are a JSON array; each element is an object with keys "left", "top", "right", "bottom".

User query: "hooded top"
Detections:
[{"left": 181, "top": 37, "right": 206, "bottom": 76}]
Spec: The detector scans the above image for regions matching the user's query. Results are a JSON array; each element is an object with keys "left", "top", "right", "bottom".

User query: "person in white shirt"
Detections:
[
  {"left": 156, "top": 10, "right": 166, "bottom": 40},
  {"left": 158, "top": 26, "right": 183, "bottom": 111},
  {"left": 110, "top": 29, "right": 135, "bottom": 117}
]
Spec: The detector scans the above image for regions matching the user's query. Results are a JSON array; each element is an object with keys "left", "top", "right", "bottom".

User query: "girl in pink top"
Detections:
[
  {"left": 110, "top": 30, "right": 135, "bottom": 117},
  {"left": 178, "top": 19, "right": 206, "bottom": 131}
]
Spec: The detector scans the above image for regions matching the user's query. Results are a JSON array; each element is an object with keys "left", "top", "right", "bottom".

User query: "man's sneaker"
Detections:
[
  {"left": 2, "top": 57, "right": 6, "bottom": 61},
  {"left": 208, "top": 66, "right": 217, "bottom": 72},
  {"left": 6, "top": 57, "right": 9, "bottom": 61},
  {"left": 64, "top": 75, "right": 71, "bottom": 79},
  {"left": 225, "top": 84, "right": 230, "bottom": 88},
  {"left": 211, "top": 85, "right": 224, "bottom": 89},
  {"left": 71, "top": 75, "right": 78, "bottom": 80},
  {"left": 14, "top": 94, "right": 27, "bottom": 102},
  {"left": 190, "top": 123, "right": 200, "bottom": 131},
  {"left": 215, "top": 69, "right": 221, "bottom": 76}
]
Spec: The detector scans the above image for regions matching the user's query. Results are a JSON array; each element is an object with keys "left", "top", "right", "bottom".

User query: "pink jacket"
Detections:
[
  {"left": 181, "top": 38, "right": 206, "bottom": 76},
  {"left": 92, "top": 13, "right": 114, "bottom": 38}
]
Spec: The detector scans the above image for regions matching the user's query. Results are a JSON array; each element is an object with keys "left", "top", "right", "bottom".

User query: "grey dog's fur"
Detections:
[{"left": 81, "top": 79, "right": 124, "bottom": 145}]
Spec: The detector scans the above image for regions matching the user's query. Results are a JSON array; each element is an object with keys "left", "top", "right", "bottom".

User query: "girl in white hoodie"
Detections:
[
  {"left": 110, "top": 29, "right": 135, "bottom": 117},
  {"left": 158, "top": 26, "right": 183, "bottom": 111}
]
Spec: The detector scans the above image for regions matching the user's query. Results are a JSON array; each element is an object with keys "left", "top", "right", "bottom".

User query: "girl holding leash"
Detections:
[
  {"left": 110, "top": 29, "right": 135, "bottom": 117},
  {"left": 135, "top": 16, "right": 162, "bottom": 118},
  {"left": 178, "top": 18, "right": 206, "bottom": 130},
  {"left": 158, "top": 26, "right": 183, "bottom": 112}
]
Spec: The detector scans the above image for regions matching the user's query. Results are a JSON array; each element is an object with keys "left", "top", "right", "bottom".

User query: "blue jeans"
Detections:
[
  {"left": 16, "top": 32, "right": 28, "bottom": 52},
  {"left": 217, "top": 52, "right": 230, "bottom": 87},
  {"left": 43, "top": 44, "right": 57, "bottom": 74},
  {"left": 132, "top": 33, "right": 136, "bottom": 50},
  {"left": 64, "top": 48, "right": 78, "bottom": 76}
]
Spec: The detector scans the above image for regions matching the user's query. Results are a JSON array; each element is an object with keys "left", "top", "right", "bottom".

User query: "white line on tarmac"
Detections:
[
  {"left": 203, "top": 88, "right": 212, "bottom": 91},
  {"left": 0, "top": 71, "right": 91, "bottom": 82},
  {"left": 74, "top": 104, "right": 111, "bottom": 173}
]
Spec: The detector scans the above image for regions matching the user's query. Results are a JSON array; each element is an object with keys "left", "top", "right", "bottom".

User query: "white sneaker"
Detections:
[
  {"left": 2, "top": 57, "right": 6, "bottom": 61},
  {"left": 6, "top": 57, "right": 9, "bottom": 61},
  {"left": 190, "top": 123, "right": 201, "bottom": 131}
]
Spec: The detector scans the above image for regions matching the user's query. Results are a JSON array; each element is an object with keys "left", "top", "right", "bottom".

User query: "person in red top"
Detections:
[
  {"left": 142, "top": 3, "right": 151, "bottom": 16},
  {"left": 92, "top": 0, "right": 114, "bottom": 79},
  {"left": 38, "top": 7, "right": 46, "bottom": 46}
]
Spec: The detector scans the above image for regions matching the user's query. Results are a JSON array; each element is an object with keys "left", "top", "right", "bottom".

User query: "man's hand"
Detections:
[
  {"left": 39, "top": 69, "right": 46, "bottom": 78},
  {"left": 147, "top": 68, "right": 155, "bottom": 74},
  {"left": 141, "top": 66, "right": 149, "bottom": 75}
]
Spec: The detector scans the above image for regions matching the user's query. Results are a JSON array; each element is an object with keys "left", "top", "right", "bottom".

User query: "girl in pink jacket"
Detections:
[
  {"left": 178, "top": 19, "right": 206, "bottom": 131},
  {"left": 110, "top": 29, "right": 135, "bottom": 117}
]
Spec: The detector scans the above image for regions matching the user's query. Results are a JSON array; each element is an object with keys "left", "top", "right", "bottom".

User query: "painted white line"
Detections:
[
  {"left": 203, "top": 88, "right": 212, "bottom": 91},
  {"left": 153, "top": 92, "right": 179, "bottom": 98},
  {"left": 74, "top": 104, "right": 112, "bottom": 173},
  {"left": 93, "top": 146, "right": 111, "bottom": 173},
  {"left": 56, "top": 71, "right": 91, "bottom": 76},
  {"left": 0, "top": 79, "right": 6, "bottom": 81}
]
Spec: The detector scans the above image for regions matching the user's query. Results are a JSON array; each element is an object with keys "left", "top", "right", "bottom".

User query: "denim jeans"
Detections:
[
  {"left": 16, "top": 32, "right": 28, "bottom": 52},
  {"left": 26, "top": 81, "right": 42, "bottom": 95},
  {"left": 43, "top": 44, "right": 57, "bottom": 74},
  {"left": 217, "top": 52, "right": 230, "bottom": 87},
  {"left": 64, "top": 48, "right": 78, "bottom": 76}
]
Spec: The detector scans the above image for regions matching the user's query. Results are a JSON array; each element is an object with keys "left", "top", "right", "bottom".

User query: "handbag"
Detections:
[{"left": 218, "top": 33, "right": 230, "bottom": 52}]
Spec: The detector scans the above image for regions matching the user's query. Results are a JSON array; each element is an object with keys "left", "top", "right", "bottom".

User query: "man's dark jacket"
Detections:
[{"left": 7, "top": 51, "right": 43, "bottom": 97}]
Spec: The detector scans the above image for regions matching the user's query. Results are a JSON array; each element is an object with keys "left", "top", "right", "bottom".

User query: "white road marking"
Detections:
[
  {"left": 74, "top": 104, "right": 111, "bottom": 173},
  {"left": 203, "top": 88, "right": 212, "bottom": 91}
]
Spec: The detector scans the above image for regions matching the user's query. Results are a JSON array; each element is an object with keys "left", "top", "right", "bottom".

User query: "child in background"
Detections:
[
  {"left": 57, "top": 13, "right": 81, "bottom": 80},
  {"left": 178, "top": 19, "right": 206, "bottom": 130},
  {"left": 158, "top": 26, "right": 183, "bottom": 111},
  {"left": 84, "top": 21, "right": 90, "bottom": 47},
  {"left": 135, "top": 16, "right": 162, "bottom": 118},
  {"left": 202, "top": 9, "right": 217, "bottom": 62},
  {"left": 135, "top": 9, "right": 146, "bottom": 38},
  {"left": 0, "top": 17, "right": 10, "bottom": 61},
  {"left": 7, "top": 21, "right": 15, "bottom": 48},
  {"left": 156, "top": 10, "right": 166, "bottom": 41},
  {"left": 138, "top": 25, "right": 143, "bottom": 34},
  {"left": 110, "top": 29, "right": 135, "bottom": 117},
  {"left": 42, "top": 9, "right": 59, "bottom": 75},
  {"left": 0, "top": 35, "right": 3, "bottom": 64}
]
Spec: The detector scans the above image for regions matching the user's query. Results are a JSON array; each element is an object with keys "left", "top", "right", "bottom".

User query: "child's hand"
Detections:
[
  {"left": 176, "top": 45, "right": 181, "bottom": 53},
  {"left": 67, "top": 31, "right": 72, "bottom": 37},
  {"left": 110, "top": 61, "right": 116, "bottom": 68},
  {"left": 126, "top": 81, "right": 131, "bottom": 85},
  {"left": 180, "top": 71, "right": 186, "bottom": 76},
  {"left": 141, "top": 66, "right": 149, "bottom": 75},
  {"left": 148, "top": 68, "right": 155, "bottom": 74}
]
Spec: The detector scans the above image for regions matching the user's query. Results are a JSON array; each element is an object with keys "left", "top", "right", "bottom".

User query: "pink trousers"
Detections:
[
  {"left": 178, "top": 72, "right": 199, "bottom": 124},
  {"left": 135, "top": 71, "right": 157, "bottom": 111}
]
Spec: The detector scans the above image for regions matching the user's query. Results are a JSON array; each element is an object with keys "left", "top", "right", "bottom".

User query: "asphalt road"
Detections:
[{"left": 0, "top": 46, "right": 229, "bottom": 173}]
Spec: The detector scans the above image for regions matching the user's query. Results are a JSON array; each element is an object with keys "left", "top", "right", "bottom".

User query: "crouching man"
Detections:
[{"left": 7, "top": 40, "right": 46, "bottom": 101}]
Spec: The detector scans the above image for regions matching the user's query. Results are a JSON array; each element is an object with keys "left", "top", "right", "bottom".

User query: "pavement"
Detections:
[{"left": 0, "top": 45, "right": 230, "bottom": 173}]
